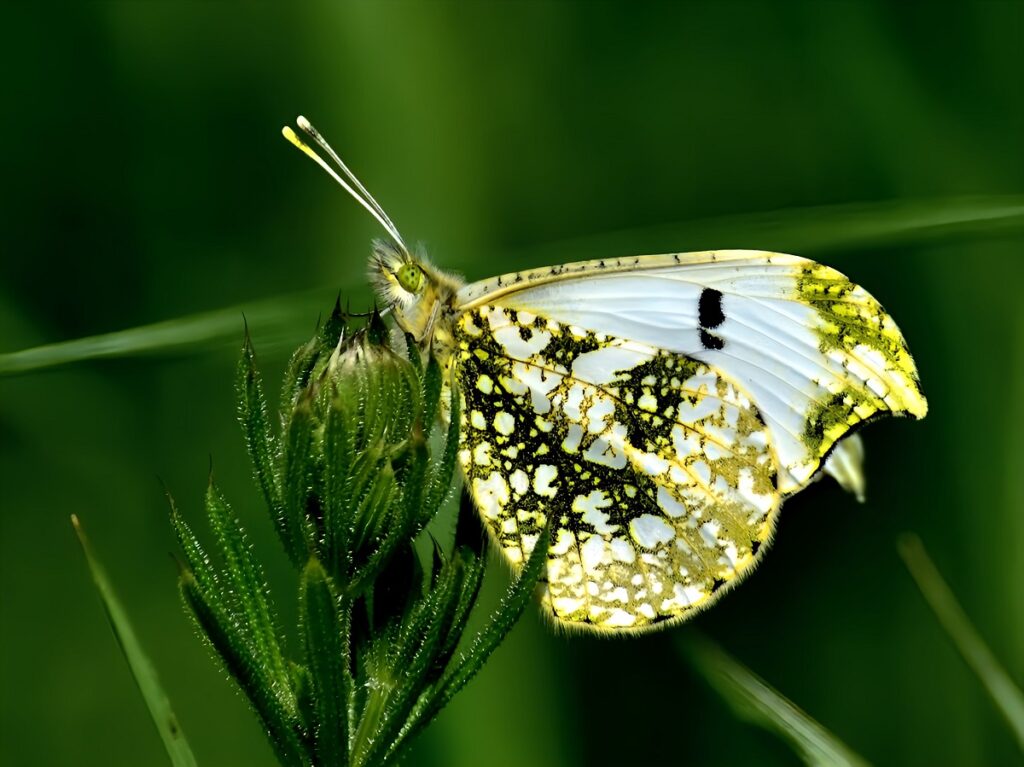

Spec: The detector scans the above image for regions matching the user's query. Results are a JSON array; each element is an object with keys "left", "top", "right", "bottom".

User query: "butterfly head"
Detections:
[
  {"left": 370, "top": 240, "right": 461, "bottom": 342},
  {"left": 282, "top": 117, "right": 463, "bottom": 344}
]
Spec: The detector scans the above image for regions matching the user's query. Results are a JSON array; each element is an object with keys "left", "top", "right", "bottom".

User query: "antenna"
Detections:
[{"left": 282, "top": 116, "right": 408, "bottom": 253}]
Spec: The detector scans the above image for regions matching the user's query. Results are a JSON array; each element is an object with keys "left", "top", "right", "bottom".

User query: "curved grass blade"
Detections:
[
  {"left": 680, "top": 634, "right": 869, "bottom": 767},
  {"left": 899, "top": 533, "right": 1024, "bottom": 753},
  {"left": 518, "top": 194, "right": 1024, "bottom": 264},
  {"left": 71, "top": 515, "right": 199, "bottom": 767},
  {"left": 0, "top": 289, "right": 332, "bottom": 377},
  {"left": 5, "top": 196, "right": 1023, "bottom": 378}
]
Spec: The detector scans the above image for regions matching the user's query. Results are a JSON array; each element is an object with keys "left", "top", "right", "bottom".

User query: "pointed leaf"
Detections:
[
  {"left": 387, "top": 520, "right": 550, "bottom": 764},
  {"left": 348, "top": 433, "right": 429, "bottom": 596},
  {"left": 433, "top": 548, "right": 487, "bottom": 676},
  {"left": 323, "top": 392, "right": 359, "bottom": 578},
  {"left": 422, "top": 386, "right": 460, "bottom": 524},
  {"left": 237, "top": 332, "right": 283, "bottom": 527},
  {"left": 290, "top": 662, "right": 316, "bottom": 735},
  {"left": 434, "top": 520, "right": 549, "bottom": 709},
  {"left": 354, "top": 563, "right": 461, "bottom": 767},
  {"left": 168, "top": 493, "right": 223, "bottom": 603},
  {"left": 320, "top": 296, "right": 347, "bottom": 351},
  {"left": 403, "top": 332, "right": 423, "bottom": 376},
  {"left": 205, "top": 480, "right": 293, "bottom": 713},
  {"left": 350, "top": 460, "right": 398, "bottom": 567},
  {"left": 71, "top": 516, "right": 198, "bottom": 767},
  {"left": 420, "top": 353, "right": 443, "bottom": 433},
  {"left": 181, "top": 572, "right": 311, "bottom": 767},
  {"left": 299, "top": 558, "right": 351, "bottom": 767},
  {"left": 280, "top": 389, "right": 317, "bottom": 565},
  {"left": 280, "top": 334, "right": 321, "bottom": 415}
]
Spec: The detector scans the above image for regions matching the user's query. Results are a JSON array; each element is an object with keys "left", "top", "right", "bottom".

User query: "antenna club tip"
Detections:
[{"left": 282, "top": 126, "right": 306, "bottom": 150}]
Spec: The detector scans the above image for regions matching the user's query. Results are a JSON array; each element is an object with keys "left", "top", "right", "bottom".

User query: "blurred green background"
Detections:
[{"left": 2, "top": 2, "right": 1023, "bottom": 765}]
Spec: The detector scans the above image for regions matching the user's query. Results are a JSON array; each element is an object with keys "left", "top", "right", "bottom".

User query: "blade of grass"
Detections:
[
  {"left": 898, "top": 533, "right": 1024, "bottom": 752},
  {"left": 518, "top": 194, "right": 1024, "bottom": 264},
  {"left": 0, "top": 289, "right": 332, "bottom": 376},
  {"left": 680, "top": 634, "right": 870, "bottom": 767},
  {"left": 71, "top": 515, "right": 199, "bottom": 767},
  {"left": 5, "top": 196, "right": 1022, "bottom": 377}
]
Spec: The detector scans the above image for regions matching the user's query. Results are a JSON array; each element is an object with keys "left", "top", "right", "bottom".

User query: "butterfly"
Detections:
[{"left": 283, "top": 116, "right": 927, "bottom": 633}]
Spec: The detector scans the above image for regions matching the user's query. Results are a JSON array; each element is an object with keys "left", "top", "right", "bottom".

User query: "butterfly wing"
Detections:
[
  {"left": 452, "top": 306, "right": 778, "bottom": 630},
  {"left": 450, "top": 251, "right": 925, "bottom": 631},
  {"left": 457, "top": 250, "right": 927, "bottom": 494}
]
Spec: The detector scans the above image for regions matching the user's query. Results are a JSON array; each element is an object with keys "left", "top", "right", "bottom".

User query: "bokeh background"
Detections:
[{"left": 2, "top": 2, "right": 1023, "bottom": 765}]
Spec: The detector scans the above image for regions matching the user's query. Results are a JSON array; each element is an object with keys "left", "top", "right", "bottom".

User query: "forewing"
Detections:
[
  {"left": 457, "top": 250, "right": 927, "bottom": 493},
  {"left": 452, "top": 305, "right": 780, "bottom": 631}
]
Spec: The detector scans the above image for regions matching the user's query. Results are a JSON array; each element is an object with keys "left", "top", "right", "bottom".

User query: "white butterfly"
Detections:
[{"left": 284, "top": 117, "right": 927, "bottom": 633}]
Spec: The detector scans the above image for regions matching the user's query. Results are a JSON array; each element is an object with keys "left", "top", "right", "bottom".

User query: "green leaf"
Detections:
[
  {"left": 422, "top": 385, "right": 460, "bottom": 524},
  {"left": 386, "top": 519, "right": 551, "bottom": 764},
  {"left": 280, "top": 388, "right": 317, "bottom": 565},
  {"left": 320, "top": 296, "right": 348, "bottom": 352},
  {"left": 323, "top": 392, "right": 359, "bottom": 579},
  {"left": 280, "top": 334, "right": 321, "bottom": 414},
  {"left": 71, "top": 515, "right": 199, "bottom": 767},
  {"left": 433, "top": 546, "right": 487, "bottom": 676},
  {"left": 420, "top": 352, "right": 443, "bottom": 432},
  {"left": 238, "top": 331, "right": 283, "bottom": 519},
  {"left": 349, "top": 429, "right": 431, "bottom": 597},
  {"left": 434, "top": 521, "right": 548, "bottom": 707},
  {"left": 355, "top": 562, "right": 462, "bottom": 767},
  {"left": 168, "top": 493, "right": 222, "bottom": 602},
  {"left": 290, "top": 662, "right": 317, "bottom": 736},
  {"left": 680, "top": 634, "right": 870, "bottom": 767},
  {"left": 299, "top": 558, "right": 351, "bottom": 767},
  {"left": 403, "top": 331, "right": 423, "bottom": 376},
  {"left": 204, "top": 480, "right": 294, "bottom": 715},
  {"left": 349, "top": 460, "right": 398, "bottom": 572},
  {"left": 181, "top": 572, "right": 312, "bottom": 767},
  {"left": 899, "top": 533, "right": 1024, "bottom": 753}
]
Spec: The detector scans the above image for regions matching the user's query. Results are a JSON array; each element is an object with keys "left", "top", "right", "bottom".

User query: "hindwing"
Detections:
[{"left": 452, "top": 305, "right": 781, "bottom": 631}]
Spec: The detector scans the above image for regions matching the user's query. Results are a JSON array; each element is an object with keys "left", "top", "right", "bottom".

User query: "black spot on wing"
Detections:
[
  {"left": 699, "top": 329, "right": 724, "bottom": 350},
  {"left": 698, "top": 288, "right": 726, "bottom": 349},
  {"left": 698, "top": 288, "right": 725, "bottom": 328}
]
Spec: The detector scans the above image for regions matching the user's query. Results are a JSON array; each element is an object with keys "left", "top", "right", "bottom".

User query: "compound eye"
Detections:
[{"left": 396, "top": 263, "right": 425, "bottom": 294}]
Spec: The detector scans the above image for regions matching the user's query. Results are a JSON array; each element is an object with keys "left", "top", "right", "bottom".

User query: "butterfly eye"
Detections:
[{"left": 396, "top": 263, "right": 425, "bottom": 294}]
